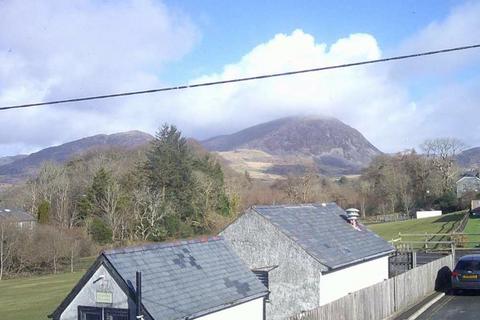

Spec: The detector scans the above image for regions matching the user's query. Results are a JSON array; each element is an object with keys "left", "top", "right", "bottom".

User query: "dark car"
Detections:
[{"left": 451, "top": 254, "right": 480, "bottom": 291}]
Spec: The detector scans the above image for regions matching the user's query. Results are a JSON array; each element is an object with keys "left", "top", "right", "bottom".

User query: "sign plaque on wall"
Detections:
[{"left": 96, "top": 291, "right": 113, "bottom": 304}]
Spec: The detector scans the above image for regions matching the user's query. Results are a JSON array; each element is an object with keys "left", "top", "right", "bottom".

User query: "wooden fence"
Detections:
[{"left": 289, "top": 255, "right": 453, "bottom": 320}]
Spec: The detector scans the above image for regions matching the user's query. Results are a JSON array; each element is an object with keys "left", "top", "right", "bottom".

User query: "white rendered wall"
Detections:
[
  {"left": 196, "top": 297, "right": 264, "bottom": 320},
  {"left": 60, "top": 264, "right": 131, "bottom": 320},
  {"left": 416, "top": 211, "right": 442, "bottom": 219},
  {"left": 319, "top": 256, "right": 389, "bottom": 305}
]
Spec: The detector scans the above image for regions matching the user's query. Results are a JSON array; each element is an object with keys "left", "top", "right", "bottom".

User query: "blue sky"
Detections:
[
  {"left": 162, "top": 0, "right": 458, "bottom": 82},
  {"left": 0, "top": 0, "right": 479, "bottom": 156}
]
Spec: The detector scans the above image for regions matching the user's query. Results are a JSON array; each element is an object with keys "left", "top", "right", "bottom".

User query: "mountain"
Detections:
[
  {"left": 201, "top": 116, "right": 382, "bottom": 177},
  {"left": 0, "top": 131, "right": 153, "bottom": 183},
  {"left": 457, "top": 147, "right": 480, "bottom": 168},
  {"left": 0, "top": 154, "right": 27, "bottom": 166}
]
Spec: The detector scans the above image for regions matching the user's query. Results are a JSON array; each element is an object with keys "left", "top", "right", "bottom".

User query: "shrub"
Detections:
[{"left": 88, "top": 217, "right": 112, "bottom": 244}]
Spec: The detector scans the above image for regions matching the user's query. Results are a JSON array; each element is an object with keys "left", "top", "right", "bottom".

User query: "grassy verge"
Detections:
[
  {"left": 463, "top": 215, "right": 480, "bottom": 247},
  {"left": 0, "top": 272, "right": 83, "bottom": 320},
  {"left": 368, "top": 211, "right": 466, "bottom": 242}
]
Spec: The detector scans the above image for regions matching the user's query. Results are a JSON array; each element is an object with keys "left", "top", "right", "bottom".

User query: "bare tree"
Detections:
[
  {"left": 421, "top": 138, "right": 465, "bottom": 193},
  {"left": 0, "top": 220, "right": 21, "bottom": 280},
  {"left": 99, "top": 181, "right": 123, "bottom": 241},
  {"left": 132, "top": 187, "right": 167, "bottom": 240}
]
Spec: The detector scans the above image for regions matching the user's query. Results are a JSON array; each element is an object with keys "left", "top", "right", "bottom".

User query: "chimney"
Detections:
[{"left": 345, "top": 208, "right": 360, "bottom": 229}]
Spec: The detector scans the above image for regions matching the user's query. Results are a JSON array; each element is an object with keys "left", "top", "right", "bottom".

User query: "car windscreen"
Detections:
[{"left": 455, "top": 260, "right": 480, "bottom": 271}]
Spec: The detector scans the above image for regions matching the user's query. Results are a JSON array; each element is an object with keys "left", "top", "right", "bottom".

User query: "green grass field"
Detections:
[
  {"left": 0, "top": 256, "right": 95, "bottom": 320},
  {"left": 368, "top": 211, "right": 466, "bottom": 242},
  {"left": 0, "top": 272, "right": 83, "bottom": 320},
  {"left": 463, "top": 215, "right": 480, "bottom": 246}
]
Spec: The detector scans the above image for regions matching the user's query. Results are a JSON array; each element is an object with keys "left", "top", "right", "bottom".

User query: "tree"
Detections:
[
  {"left": 88, "top": 217, "right": 112, "bottom": 244},
  {"left": 144, "top": 124, "right": 195, "bottom": 218},
  {"left": 0, "top": 220, "right": 21, "bottom": 280},
  {"left": 132, "top": 187, "right": 169, "bottom": 241},
  {"left": 27, "top": 163, "right": 75, "bottom": 228},
  {"left": 37, "top": 200, "right": 50, "bottom": 224},
  {"left": 421, "top": 138, "right": 465, "bottom": 193}
]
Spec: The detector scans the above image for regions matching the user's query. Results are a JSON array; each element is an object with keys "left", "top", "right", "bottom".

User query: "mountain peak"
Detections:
[{"left": 201, "top": 116, "right": 381, "bottom": 176}]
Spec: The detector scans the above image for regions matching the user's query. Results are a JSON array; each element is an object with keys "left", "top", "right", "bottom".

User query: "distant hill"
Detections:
[
  {"left": 457, "top": 147, "right": 480, "bottom": 168},
  {"left": 0, "top": 154, "right": 27, "bottom": 166},
  {"left": 201, "top": 116, "right": 382, "bottom": 177},
  {"left": 0, "top": 131, "right": 153, "bottom": 183}
]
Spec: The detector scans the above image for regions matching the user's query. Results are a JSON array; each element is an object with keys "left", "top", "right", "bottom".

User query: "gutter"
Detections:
[{"left": 322, "top": 249, "right": 395, "bottom": 274}]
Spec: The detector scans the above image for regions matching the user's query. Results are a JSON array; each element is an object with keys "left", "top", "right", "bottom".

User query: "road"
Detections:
[{"left": 417, "top": 291, "right": 480, "bottom": 320}]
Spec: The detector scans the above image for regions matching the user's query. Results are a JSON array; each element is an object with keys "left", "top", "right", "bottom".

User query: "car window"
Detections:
[{"left": 456, "top": 260, "right": 480, "bottom": 271}]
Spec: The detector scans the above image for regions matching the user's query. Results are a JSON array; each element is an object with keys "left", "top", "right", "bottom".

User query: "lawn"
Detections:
[
  {"left": 368, "top": 211, "right": 466, "bottom": 242},
  {"left": 0, "top": 256, "right": 95, "bottom": 320},
  {"left": 463, "top": 215, "right": 480, "bottom": 246},
  {"left": 0, "top": 271, "right": 83, "bottom": 320}
]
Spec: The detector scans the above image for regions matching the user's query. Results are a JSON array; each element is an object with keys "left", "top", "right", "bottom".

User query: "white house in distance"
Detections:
[
  {"left": 49, "top": 237, "right": 268, "bottom": 320},
  {"left": 221, "top": 203, "right": 395, "bottom": 320}
]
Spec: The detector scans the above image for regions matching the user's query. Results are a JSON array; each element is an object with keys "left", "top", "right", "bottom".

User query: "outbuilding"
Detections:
[
  {"left": 0, "top": 207, "right": 36, "bottom": 229},
  {"left": 221, "top": 203, "right": 395, "bottom": 320},
  {"left": 50, "top": 236, "right": 269, "bottom": 320}
]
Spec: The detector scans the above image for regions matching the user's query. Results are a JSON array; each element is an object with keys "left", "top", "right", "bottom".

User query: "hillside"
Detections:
[
  {"left": 456, "top": 147, "right": 480, "bottom": 168},
  {"left": 0, "top": 131, "right": 153, "bottom": 183},
  {"left": 0, "top": 154, "right": 27, "bottom": 166},
  {"left": 201, "top": 116, "right": 382, "bottom": 177}
]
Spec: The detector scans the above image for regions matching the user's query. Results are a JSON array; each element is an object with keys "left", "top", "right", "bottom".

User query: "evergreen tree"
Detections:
[
  {"left": 37, "top": 200, "right": 50, "bottom": 224},
  {"left": 78, "top": 167, "right": 112, "bottom": 220},
  {"left": 144, "top": 124, "right": 195, "bottom": 219}
]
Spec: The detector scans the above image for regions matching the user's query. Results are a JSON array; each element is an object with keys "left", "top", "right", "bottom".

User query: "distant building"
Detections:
[
  {"left": 221, "top": 203, "right": 395, "bottom": 320},
  {"left": 0, "top": 207, "right": 36, "bottom": 229},
  {"left": 416, "top": 210, "right": 442, "bottom": 219},
  {"left": 456, "top": 176, "right": 480, "bottom": 198},
  {"left": 50, "top": 237, "right": 268, "bottom": 320}
]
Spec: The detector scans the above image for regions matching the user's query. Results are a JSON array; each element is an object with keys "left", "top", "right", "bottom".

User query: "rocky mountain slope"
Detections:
[
  {"left": 0, "top": 131, "right": 153, "bottom": 183},
  {"left": 457, "top": 147, "right": 480, "bottom": 168},
  {"left": 201, "top": 116, "right": 382, "bottom": 176}
]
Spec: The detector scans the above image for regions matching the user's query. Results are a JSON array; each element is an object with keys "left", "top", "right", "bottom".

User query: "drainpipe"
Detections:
[{"left": 136, "top": 271, "right": 143, "bottom": 320}]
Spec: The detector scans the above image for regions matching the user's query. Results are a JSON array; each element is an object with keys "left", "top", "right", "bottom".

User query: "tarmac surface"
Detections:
[{"left": 416, "top": 291, "right": 480, "bottom": 320}]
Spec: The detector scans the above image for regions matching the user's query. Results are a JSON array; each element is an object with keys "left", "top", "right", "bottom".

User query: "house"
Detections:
[
  {"left": 221, "top": 203, "right": 395, "bottom": 320},
  {"left": 49, "top": 236, "right": 269, "bottom": 320},
  {"left": 456, "top": 176, "right": 480, "bottom": 198},
  {"left": 0, "top": 207, "right": 36, "bottom": 229}
]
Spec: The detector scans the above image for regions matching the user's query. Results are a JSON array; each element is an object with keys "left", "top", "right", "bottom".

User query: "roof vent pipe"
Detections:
[{"left": 136, "top": 271, "right": 143, "bottom": 320}]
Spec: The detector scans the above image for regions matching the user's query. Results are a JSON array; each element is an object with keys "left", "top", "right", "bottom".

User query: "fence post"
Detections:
[
  {"left": 412, "top": 251, "right": 417, "bottom": 268},
  {"left": 451, "top": 242, "right": 456, "bottom": 267}
]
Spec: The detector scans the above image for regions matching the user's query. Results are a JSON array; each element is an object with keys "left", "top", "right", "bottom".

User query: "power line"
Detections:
[{"left": 1, "top": 43, "right": 480, "bottom": 112}]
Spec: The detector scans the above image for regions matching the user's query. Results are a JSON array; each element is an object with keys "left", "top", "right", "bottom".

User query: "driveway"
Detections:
[{"left": 417, "top": 291, "right": 480, "bottom": 320}]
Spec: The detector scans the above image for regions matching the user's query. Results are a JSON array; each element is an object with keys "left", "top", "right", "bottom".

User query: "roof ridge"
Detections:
[
  {"left": 103, "top": 236, "right": 224, "bottom": 255},
  {"left": 253, "top": 202, "right": 337, "bottom": 209}
]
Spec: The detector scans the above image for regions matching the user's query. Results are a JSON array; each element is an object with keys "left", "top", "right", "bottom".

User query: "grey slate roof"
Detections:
[
  {"left": 103, "top": 236, "right": 268, "bottom": 320},
  {"left": 252, "top": 203, "right": 394, "bottom": 271},
  {"left": 0, "top": 208, "right": 35, "bottom": 222}
]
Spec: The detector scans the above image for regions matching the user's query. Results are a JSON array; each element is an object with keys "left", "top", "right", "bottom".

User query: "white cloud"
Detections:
[
  {"left": 170, "top": 30, "right": 416, "bottom": 151},
  {"left": 169, "top": 2, "right": 480, "bottom": 152},
  {"left": 1, "top": 1, "right": 480, "bottom": 157},
  {"left": 0, "top": 0, "right": 199, "bottom": 155}
]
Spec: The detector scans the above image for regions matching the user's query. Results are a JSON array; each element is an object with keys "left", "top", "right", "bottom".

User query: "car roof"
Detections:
[{"left": 458, "top": 254, "right": 480, "bottom": 261}]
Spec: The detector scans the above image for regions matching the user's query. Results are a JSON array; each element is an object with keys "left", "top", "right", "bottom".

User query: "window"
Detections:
[
  {"left": 78, "top": 306, "right": 129, "bottom": 320},
  {"left": 78, "top": 307, "right": 102, "bottom": 320},
  {"left": 105, "top": 308, "right": 129, "bottom": 320}
]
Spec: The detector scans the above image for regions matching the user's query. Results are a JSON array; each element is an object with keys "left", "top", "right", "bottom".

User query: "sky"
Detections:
[{"left": 0, "top": 0, "right": 479, "bottom": 156}]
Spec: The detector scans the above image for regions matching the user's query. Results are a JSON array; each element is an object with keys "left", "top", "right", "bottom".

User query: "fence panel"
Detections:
[{"left": 289, "top": 255, "right": 453, "bottom": 320}]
